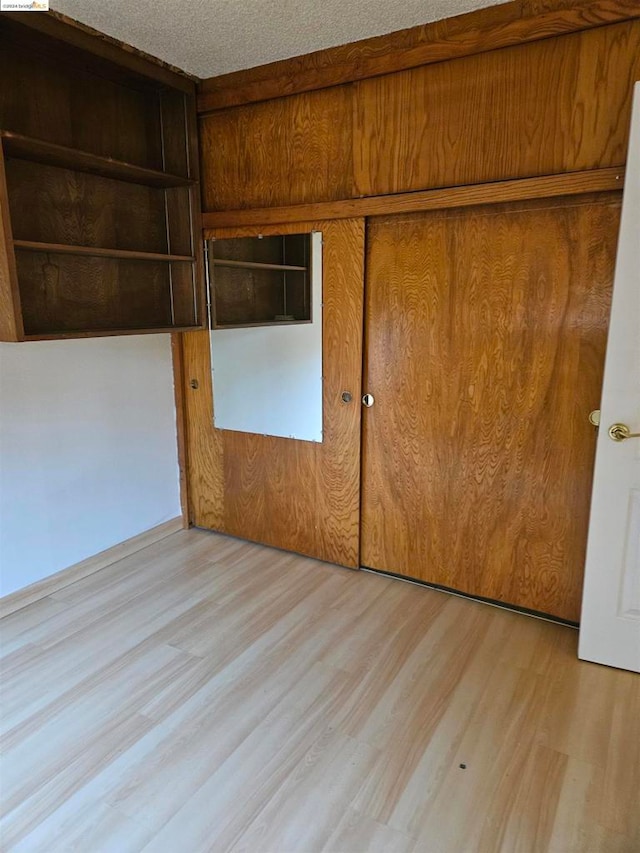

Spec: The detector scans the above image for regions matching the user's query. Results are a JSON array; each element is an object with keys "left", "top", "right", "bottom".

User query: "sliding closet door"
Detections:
[
  {"left": 183, "top": 218, "right": 365, "bottom": 567},
  {"left": 360, "top": 196, "right": 620, "bottom": 622}
]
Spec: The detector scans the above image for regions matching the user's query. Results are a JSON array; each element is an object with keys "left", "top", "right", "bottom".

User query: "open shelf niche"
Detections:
[
  {"left": 0, "top": 14, "right": 204, "bottom": 341},
  {"left": 209, "top": 233, "right": 312, "bottom": 329}
]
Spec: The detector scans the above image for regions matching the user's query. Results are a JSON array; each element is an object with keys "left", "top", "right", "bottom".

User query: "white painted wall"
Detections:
[{"left": 0, "top": 335, "right": 181, "bottom": 597}]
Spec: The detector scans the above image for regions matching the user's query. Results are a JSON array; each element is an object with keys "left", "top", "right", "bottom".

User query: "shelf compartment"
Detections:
[
  {"left": 211, "top": 262, "right": 310, "bottom": 327},
  {"left": 1, "top": 132, "right": 194, "bottom": 189},
  {"left": 13, "top": 240, "right": 194, "bottom": 263},
  {"left": 15, "top": 250, "right": 182, "bottom": 335},
  {"left": 6, "top": 158, "right": 171, "bottom": 255},
  {"left": 210, "top": 233, "right": 312, "bottom": 327}
]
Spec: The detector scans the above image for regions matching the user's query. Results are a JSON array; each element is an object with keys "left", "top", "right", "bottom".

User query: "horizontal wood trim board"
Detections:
[
  {"left": 0, "top": 517, "right": 184, "bottom": 619},
  {"left": 13, "top": 241, "right": 195, "bottom": 263},
  {"left": 1, "top": 132, "right": 195, "bottom": 189},
  {"left": 197, "top": 0, "right": 640, "bottom": 111},
  {"left": 201, "top": 167, "right": 625, "bottom": 231},
  {"left": 24, "top": 325, "right": 203, "bottom": 342}
]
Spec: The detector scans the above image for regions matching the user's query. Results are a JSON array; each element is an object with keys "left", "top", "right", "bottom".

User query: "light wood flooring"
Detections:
[{"left": 1, "top": 529, "right": 638, "bottom": 852}]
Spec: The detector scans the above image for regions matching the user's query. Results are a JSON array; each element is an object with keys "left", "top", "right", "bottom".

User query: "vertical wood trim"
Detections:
[
  {"left": 171, "top": 332, "right": 190, "bottom": 528},
  {"left": 0, "top": 142, "right": 23, "bottom": 342},
  {"left": 184, "top": 92, "right": 207, "bottom": 328}
]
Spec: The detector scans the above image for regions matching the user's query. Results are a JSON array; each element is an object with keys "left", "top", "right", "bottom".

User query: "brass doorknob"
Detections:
[{"left": 608, "top": 423, "right": 640, "bottom": 442}]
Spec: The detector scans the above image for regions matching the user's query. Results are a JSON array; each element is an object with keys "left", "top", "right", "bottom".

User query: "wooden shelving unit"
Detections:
[{"left": 0, "top": 14, "right": 204, "bottom": 342}]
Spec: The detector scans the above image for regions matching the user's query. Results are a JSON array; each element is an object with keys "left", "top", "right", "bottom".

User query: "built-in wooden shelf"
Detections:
[
  {"left": 213, "top": 319, "right": 312, "bottom": 330},
  {"left": 1, "top": 131, "right": 195, "bottom": 189},
  {"left": 212, "top": 258, "right": 307, "bottom": 272},
  {"left": 0, "top": 19, "right": 204, "bottom": 342},
  {"left": 24, "top": 325, "right": 201, "bottom": 342},
  {"left": 13, "top": 240, "right": 194, "bottom": 263}
]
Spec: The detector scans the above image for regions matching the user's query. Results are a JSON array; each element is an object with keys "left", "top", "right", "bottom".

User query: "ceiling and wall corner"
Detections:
[{"left": 51, "top": 0, "right": 508, "bottom": 78}]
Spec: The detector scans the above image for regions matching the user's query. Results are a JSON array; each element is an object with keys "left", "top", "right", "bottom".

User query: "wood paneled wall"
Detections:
[
  {"left": 198, "top": 5, "right": 640, "bottom": 212},
  {"left": 200, "top": 87, "right": 353, "bottom": 211},
  {"left": 354, "top": 22, "right": 640, "bottom": 197}
]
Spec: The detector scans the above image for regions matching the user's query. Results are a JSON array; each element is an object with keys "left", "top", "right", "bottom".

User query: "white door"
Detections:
[{"left": 579, "top": 83, "right": 640, "bottom": 673}]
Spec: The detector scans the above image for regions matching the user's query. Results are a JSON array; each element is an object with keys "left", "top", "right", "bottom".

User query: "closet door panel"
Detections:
[
  {"left": 361, "top": 195, "right": 620, "bottom": 621},
  {"left": 183, "top": 218, "right": 365, "bottom": 567}
]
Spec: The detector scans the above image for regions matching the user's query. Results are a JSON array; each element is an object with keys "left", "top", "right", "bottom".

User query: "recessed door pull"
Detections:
[
  {"left": 362, "top": 393, "right": 375, "bottom": 407},
  {"left": 341, "top": 391, "right": 353, "bottom": 403},
  {"left": 608, "top": 423, "right": 640, "bottom": 442}
]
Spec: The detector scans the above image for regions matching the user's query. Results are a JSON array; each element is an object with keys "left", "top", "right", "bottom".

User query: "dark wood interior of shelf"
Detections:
[
  {"left": 1, "top": 133, "right": 194, "bottom": 188},
  {"left": 15, "top": 250, "right": 175, "bottom": 335},
  {"left": 6, "top": 159, "right": 170, "bottom": 252},
  {"left": 212, "top": 234, "right": 308, "bottom": 266},
  {"left": 211, "top": 234, "right": 311, "bottom": 326},
  {"left": 171, "top": 263, "right": 200, "bottom": 327},
  {"left": 165, "top": 185, "right": 194, "bottom": 258},
  {"left": 159, "top": 90, "right": 189, "bottom": 176},
  {"left": 0, "top": 16, "right": 168, "bottom": 98},
  {"left": 0, "top": 14, "right": 202, "bottom": 340},
  {"left": 0, "top": 37, "right": 164, "bottom": 171}
]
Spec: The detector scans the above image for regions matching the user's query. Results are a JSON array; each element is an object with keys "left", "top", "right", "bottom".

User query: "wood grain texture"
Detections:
[
  {"left": 0, "top": 133, "right": 194, "bottom": 188},
  {"left": 183, "top": 91, "right": 207, "bottom": 330},
  {"left": 201, "top": 166, "right": 625, "bottom": 230},
  {"left": 0, "top": 19, "right": 204, "bottom": 340},
  {"left": 6, "top": 160, "right": 168, "bottom": 254},
  {"left": 0, "top": 141, "right": 22, "bottom": 342},
  {"left": 199, "top": 87, "right": 353, "bottom": 211},
  {"left": 197, "top": 0, "right": 640, "bottom": 111},
  {"left": 1, "top": 527, "right": 638, "bottom": 850},
  {"left": 354, "top": 21, "right": 640, "bottom": 198},
  {"left": 0, "top": 24, "right": 163, "bottom": 170},
  {"left": 0, "top": 518, "right": 183, "bottom": 620},
  {"left": 182, "top": 219, "right": 365, "bottom": 567},
  {"left": 361, "top": 195, "right": 621, "bottom": 622},
  {"left": 210, "top": 234, "right": 310, "bottom": 326},
  {"left": 15, "top": 252, "right": 173, "bottom": 336}
]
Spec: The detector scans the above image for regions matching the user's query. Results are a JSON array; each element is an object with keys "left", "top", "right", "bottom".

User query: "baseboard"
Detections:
[{"left": 0, "top": 517, "right": 184, "bottom": 620}]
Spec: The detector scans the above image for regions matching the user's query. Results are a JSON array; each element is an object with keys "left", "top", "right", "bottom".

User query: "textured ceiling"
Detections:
[{"left": 52, "top": 0, "right": 506, "bottom": 79}]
